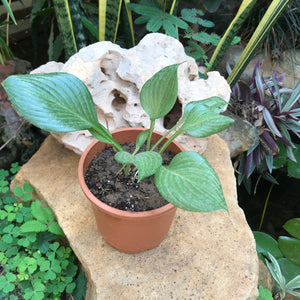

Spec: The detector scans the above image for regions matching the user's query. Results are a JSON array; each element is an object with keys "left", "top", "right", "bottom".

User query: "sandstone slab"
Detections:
[{"left": 11, "top": 135, "right": 258, "bottom": 299}]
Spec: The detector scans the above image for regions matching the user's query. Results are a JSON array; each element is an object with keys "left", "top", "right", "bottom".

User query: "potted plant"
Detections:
[{"left": 2, "top": 63, "right": 234, "bottom": 253}]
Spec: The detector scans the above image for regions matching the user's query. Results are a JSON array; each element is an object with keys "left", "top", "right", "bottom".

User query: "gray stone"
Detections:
[
  {"left": 218, "top": 111, "right": 259, "bottom": 157},
  {"left": 11, "top": 135, "right": 259, "bottom": 300}
]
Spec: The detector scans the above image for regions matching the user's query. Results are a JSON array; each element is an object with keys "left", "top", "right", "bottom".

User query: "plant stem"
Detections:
[
  {"left": 146, "top": 120, "right": 155, "bottom": 151},
  {"left": 259, "top": 182, "right": 274, "bottom": 231},
  {"left": 150, "top": 119, "right": 184, "bottom": 152},
  {"left": 159, "top": 129, "right": 183, "bottom": 154}
]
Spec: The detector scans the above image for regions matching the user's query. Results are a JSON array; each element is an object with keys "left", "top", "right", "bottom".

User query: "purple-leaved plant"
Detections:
[{"left": 232, "top": 60, "right": 300, "bottom": 186}]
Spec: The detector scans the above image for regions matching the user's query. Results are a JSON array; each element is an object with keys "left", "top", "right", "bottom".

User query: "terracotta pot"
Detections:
[{"left": 78, "top": 127, "right": 185, "bottom": 253}]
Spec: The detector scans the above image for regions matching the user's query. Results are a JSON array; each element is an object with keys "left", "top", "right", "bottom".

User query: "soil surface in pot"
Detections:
[{"left": 85, "top": 142, "right": 173, "bottom": 212}]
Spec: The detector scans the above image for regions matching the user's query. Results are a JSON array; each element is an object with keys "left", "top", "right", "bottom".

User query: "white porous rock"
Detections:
[{"left": 31, "top": 33, "right": 231, "bottom": 154}]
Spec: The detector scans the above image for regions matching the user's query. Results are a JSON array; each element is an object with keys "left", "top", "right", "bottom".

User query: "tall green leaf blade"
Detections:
[
  {"left": 2, "top": 72, "right": 99, "bottom": 132},
  {"left": 154, "top": 151, "right": 227, "bottom": 212},
  {"left": 227, "top": 0, "right": 290, "bottom": 87},
  {"left": 123, "top": 0, "right": 136, "bottom": 46},
  {"left": 282, "top": 81, "right": 300, "bottom": 112},
  {"left": 140, "top": 64, "right": 180, "bottom": 120},
  {"left": 206, "top": 0, "right": 257, "bottom": 73},
  {"left": 2, "top": 0, "right": 17, "bottom": 24},
  {"left": 53, "top": 0, "right": 78, "bottom": 58}
]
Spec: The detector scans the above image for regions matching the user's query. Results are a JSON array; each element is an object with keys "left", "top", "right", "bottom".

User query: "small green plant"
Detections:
[
  {"left": 257, "top": 285, "right": 274, "bottom": 300},
  {"left": 0, "top": 165, "right": 87, "bottom": 299},
  {"left": 2, "top": 63, "right": 234, "bottom": 213},
  {"left": 266, "top": 252, "right": 300, "bottom": 298},
  {"left": 254, "top": 225, "right": 300, "bottom": 299}
]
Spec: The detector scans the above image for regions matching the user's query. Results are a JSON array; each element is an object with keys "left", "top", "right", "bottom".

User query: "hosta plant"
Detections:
[
  {"left": 2, "top": 63, "right": 234, "bottom": 213},
  {"left": 232, "top": 60, "right": 300, "bottom": 185}
]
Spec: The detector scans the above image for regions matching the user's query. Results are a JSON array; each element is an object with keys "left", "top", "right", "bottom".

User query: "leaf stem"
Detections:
[
  {"left": 91, "top": 126, "right": 125, "bottom": 152},
  {"left": 159, "top": 129, "right": 183, "bottom": 154},
  {"left": 150, "top": 119, "right": 184, "bottom": 152},
  {"left": 259, "top": 182, "right": 274, "bottom": 231},
  {"left": 146, "top": 120, "right": 155, "bottom": 150}
]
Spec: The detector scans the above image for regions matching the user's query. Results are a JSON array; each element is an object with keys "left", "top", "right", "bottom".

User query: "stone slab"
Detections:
[{"left": 11, "top": 135, "right": 258, "bottom": 299}]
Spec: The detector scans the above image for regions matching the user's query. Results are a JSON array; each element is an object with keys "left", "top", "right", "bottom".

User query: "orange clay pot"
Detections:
[{"left": 78, "top": 127, "right": 185, "bottom": 253}]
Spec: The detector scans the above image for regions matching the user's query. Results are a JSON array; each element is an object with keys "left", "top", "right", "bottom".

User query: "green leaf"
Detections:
[
  {"left": 273, "top": 141, "right": 287, "bottom": 169},
  {"left": 45, "top": 269, "right": 57, "bottom": 280},
  {"left": 285, "top": 275, "right": 300, "bottom": 292},
  {"left": 23, "top": 183, "right": 34, "bottom": 193},
  {"left": 257, "top": 285, "right": 274, "bottom": 300},
  {"left": 5, "top": 272, "right": 16, "bottom": 282},
  {"left": 51, "top": 259, "right": 62, "bottom": 273},
  {"left": 283, "top": 218, "right": 300, "bottom": 239},
  {"left": 2, "top": 73, "right": 98, "bottom": 133},
  {"left": 66, "top": 282, "right": 76, "bottom": 293},
  {"left": 14, "top": 186, "right": 23, "bottom": 197},
  {"left": 81, "top": 16, "right": 98, "bottom": 40},
  {"left": 3, "top": 72, "right": 121, "bottom": 150},
  {"left": 22, "top": 193, "right": 32, "bottom": 202},
  {"left": 31, "top": 201, "right": 54, "bottom": 224},
  {"left": 146, "top": 14, "right": 162, "bottom": 32},
  {"left": 287, "top": 144, "right": 300, "bottom": 178},
  {"left": 48, "top": 222, "right": 65, "bottom": 237},
  {"left": 180, "top": 100, "right": 234, "bottom": 137},
  {"left": 114, "top": 151, "right": 135, "bottom": 165},
  {"left": 40, "top": 260, "right": 50, "bottom": 272},
  {"left": 0, "top": 210, "right": 8, "bottom": 220},
  {"left": 21, "top": 220, "right": 47, "bottom": 233},
  {"left": 278, "top": 236, "right": 300, "bottom": 267},
  {"left": 155, "top": 151, "right": 228, "bottom": 212},
  {"left": 201, "top": 0, "right": 222, "bottom": 12},
  {"left": 135, "top": 130, "right": 150, "bottom": 150},
  {"left": 140, "top": 64, "right": 180, "bottom": 120},
  {"left": 134, "top": 152, "right": 162, "bottom": 181},
  {"left": 192, "top": 31, "right": 220, "bottom": 45},
  {"left": 114, "top": 151, "right": 162, "bottom": 181},
  {"left": 278, "top": 258, "right": 300, "bottom": 282},
  {"left": 50, "top": 241, "right": 60, "bottom": 252},
  {"left": 2, "top": 0, "right": 17, "bottom": 24},
  {"left": 181, "top": 8, "right": 204, "bottom": 23},
  {"left": 266, "top": 252, "right": 285, "bottom": 287},
  {"left": 253, "top": 231, "right": 283, "bottom": 260},
  {"left": 53, "top": 0, "right": 77, "bottom": 58}
]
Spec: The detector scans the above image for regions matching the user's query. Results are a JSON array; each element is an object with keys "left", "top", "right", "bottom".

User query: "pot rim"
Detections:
[{"left": 78, "top": 127, "right": 183, "bottom": 220}]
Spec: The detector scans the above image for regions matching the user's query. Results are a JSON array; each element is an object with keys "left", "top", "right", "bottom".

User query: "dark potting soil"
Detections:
[{"left": 84, "top": 142, "right": 173, "bottom": 212}]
